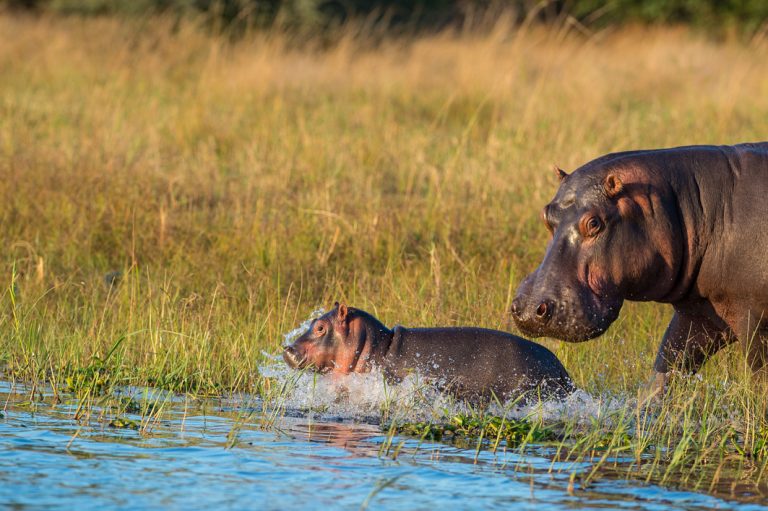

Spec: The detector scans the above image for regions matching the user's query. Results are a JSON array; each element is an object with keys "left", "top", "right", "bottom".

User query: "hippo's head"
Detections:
[
  {"left": 511, "top": 161, "right": 682, "bottom": 342},
  {"left": 283, "top": 303, "right": 388, "bottom": 374}
]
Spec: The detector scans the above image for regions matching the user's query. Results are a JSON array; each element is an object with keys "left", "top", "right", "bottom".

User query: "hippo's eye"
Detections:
[
  {"left": 581, "top": 216, "right": 603, "bottom": 237},
  {"left": 315, "top": 323, "right": 326, "bottom": 335}
]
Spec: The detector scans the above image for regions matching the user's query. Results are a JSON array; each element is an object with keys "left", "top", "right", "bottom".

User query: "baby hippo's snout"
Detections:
[{"left": 282, "top": 345, "right": 304, "bottom": 369}]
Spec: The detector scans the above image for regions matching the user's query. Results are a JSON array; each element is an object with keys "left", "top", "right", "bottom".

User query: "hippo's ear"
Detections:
[
  {"left": 603, "top": 173, "right": 623, "bottom": 198},
  {"left": 553, "top": 165, "right": 568, "bottom": 182},
  {"left": 336, "top": 303, "right": 348, "bottom": 323}
]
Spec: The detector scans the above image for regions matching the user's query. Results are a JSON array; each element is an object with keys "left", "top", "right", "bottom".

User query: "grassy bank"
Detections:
[{"left": 2, "top": 13, "right": 768, "bottom": 498}]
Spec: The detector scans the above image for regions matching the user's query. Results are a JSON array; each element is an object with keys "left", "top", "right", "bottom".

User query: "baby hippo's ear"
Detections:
[
  {"left": 333, "top": 302, "right": 350, "bottom": 336},
  {"left": 603, "top": 173, "right": 623, "bottom": 198},
  {"left": 337, "top": 303, "right": 348, "bottom": 322}
]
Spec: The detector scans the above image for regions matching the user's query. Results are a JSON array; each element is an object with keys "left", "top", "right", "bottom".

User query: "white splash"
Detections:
[
  {"left": 508, "top": 389, "right": 630, "bottom": 425},
  {"left": 259, "top": 358, "right": 471, "bottom": 422},
  {"left": 282, "top": 308, "right": 326, "bottom": 346}
]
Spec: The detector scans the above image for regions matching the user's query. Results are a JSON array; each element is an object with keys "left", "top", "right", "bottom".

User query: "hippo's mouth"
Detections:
[
  {"left": 282, "top": 346, "right": 307, "bottom": 369},
  {"left": 515, "top": 306, "right": 616, "bottom": 342},
  {"left": 283, "top": 346, "right": 335, "bottom": 373}
]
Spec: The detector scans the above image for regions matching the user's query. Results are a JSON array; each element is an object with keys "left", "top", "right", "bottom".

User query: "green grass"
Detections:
[{"left": 2, "top": 13, "right": 768, "bottom": 500}]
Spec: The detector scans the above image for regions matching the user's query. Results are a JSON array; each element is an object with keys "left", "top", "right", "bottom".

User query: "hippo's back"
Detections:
[
  {"left": 579, "top": 142, "right": 768, "bottom": 175},
  {"left": 386, "top": 326, "right": 574, "bottom": 401}
]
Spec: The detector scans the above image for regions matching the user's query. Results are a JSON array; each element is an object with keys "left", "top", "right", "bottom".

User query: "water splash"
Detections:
[
  {"left": 260, "top": 358, "right": 470, "bottom": 422},
  {"left": 515, "top": 389, "right": 630, "bottom": 425},
  {"left": 282, "top": 307, "right": 326, "bottom": 346}
]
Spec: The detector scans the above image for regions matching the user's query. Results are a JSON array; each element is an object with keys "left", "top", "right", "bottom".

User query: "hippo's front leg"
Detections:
[
  {"left": 643, "top": 311, "right": 733, "bottom": 399},
  {"left": 733, "top": 310, "right": 768, "bottom": 375},
  {"left": 653, "top": 311, "right": 732, "bottom": 374}
]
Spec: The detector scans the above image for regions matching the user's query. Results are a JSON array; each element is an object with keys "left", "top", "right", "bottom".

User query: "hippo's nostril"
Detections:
[{"left": 535, "top": 300, "right": 553, "bottom": 322}]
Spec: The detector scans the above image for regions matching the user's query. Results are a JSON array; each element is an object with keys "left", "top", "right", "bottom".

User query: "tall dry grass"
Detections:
[{"left": 1, "top": 14, "right": 767, "bottom": 397}]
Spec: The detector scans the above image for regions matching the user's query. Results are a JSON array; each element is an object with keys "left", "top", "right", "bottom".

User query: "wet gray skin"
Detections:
[
  {"left": 511, "top": 142, "right": 768, "bottom": 387},
  {"left": 284, "top": 303, "right": 575, "bottom": 402}
]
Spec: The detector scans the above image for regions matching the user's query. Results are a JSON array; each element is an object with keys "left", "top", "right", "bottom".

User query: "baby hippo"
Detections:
[{"left": 283, "top": 303, "right": 575, "bottom": 402}]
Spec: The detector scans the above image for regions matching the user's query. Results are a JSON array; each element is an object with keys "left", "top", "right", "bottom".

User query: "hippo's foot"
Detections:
[{"left": 637, "top": 371, "right": 669, "bottom": 406}]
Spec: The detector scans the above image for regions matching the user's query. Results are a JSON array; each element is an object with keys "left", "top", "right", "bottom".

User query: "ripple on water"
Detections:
[{"left": 0, "top": 380, "right": 759, "bottom": 510}]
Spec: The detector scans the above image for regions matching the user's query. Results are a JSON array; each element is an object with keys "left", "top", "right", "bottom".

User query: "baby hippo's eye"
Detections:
[
  {"left": 581, "top": 215, "right": 603, "bottom": 237},
  {"left": 315, "top": 323, "right": 326, "bottom": 335}
]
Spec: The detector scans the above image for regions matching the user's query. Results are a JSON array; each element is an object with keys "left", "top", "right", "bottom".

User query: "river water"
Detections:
[{"left": 0, "top": 377, "right": 764, "bottom": 511}]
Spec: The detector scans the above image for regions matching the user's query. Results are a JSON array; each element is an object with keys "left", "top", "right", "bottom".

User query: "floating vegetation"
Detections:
[
  {"left": 108, "top": 416, "right": 140, "bottom": 430},
  {"left": 390, "top": 414, "right": 556, "bottom": 446}
]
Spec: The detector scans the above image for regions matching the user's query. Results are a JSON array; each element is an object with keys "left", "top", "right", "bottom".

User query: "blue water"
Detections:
[{"left": 0, "top": 381, "right": 762, "bottom": 510}]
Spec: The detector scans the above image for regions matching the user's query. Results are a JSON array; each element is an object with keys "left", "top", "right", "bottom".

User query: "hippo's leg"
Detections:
[
  {"left": 643, "top": 311, "right": 733, "bottom": 399},
  {"left": 654, "top": 312, "right": 732, "bottom": 374},
  {"left": 734, "top": 311, "right": 768, "bottom": 374},
  {"left": 745, "top": 334, "right": 768, "bottom": 376}
]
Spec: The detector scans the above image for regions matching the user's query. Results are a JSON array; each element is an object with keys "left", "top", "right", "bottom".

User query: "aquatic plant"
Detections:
[{"left": 390, "top": 414, "right": 555, "bottom": 446}]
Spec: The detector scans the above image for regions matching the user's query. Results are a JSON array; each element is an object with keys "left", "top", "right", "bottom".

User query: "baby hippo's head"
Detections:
[{"left": 283, "top": 303, "right": 366, "bottom": 374}]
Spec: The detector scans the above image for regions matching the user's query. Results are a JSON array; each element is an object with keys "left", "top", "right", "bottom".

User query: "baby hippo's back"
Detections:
[{"left": 383, "top": 327, "right": 574, "bottom": 402}]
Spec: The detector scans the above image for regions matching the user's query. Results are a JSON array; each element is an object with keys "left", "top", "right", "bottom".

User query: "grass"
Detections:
[{"left": 2, "top": 12, "right": 768, "bottom": 501}]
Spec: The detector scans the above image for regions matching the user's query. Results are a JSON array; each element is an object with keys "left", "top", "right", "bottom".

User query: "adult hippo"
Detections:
[
  {"left": 284, "top": 302, "right": 575, "bottom": 402},
  {"left": 510, "top": 142, "right": 768, "bottom": 394}
]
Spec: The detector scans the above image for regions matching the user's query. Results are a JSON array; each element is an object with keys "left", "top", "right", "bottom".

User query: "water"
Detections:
[{"left": 0, "top": 380, "right": 764, "bottom": 511}]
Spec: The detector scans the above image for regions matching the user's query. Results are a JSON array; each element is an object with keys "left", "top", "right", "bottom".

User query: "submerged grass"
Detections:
[{"left": 2, "top": 12, "right": 768, "bottom": 501}]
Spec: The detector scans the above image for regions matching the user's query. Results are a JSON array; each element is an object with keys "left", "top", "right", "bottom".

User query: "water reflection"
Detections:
[{"left": 0, "top": 381, "right": 765, "bottom": 510}]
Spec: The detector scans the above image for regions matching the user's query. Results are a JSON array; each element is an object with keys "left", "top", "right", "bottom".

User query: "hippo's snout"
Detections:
[
  {"left": 510, "top": 274, "right": 558, "bottom": 335},
  {"left": 511, "top": 273, "right": 623, "bottom": 343},
  {"left": 283, "top": 345, "right": 305, "bottom": 369},
  {"left": 511, "top": 295, "right": 555, "bottom": 331}
]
